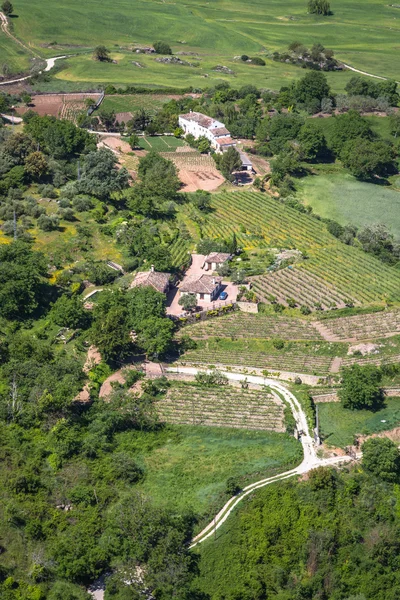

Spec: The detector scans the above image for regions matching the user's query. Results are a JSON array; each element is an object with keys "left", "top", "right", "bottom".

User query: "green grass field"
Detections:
[
  {"left": 319, "top": 398, "right": 400, "bottom": 447},
  {"left": 132, "top": 425, "right": 301, "bottom": 519},
  {"left": 0, "top": 31, "right": 32, "bottom": 75},
  {"left": 3, "top": 0, "right": 400, "bottom": 89},
  {"left": 297, "top": 172, "right": 400, "bottom": 239},
  {"left": 101, "top": 94, "right": 178, "bottom": 114}
]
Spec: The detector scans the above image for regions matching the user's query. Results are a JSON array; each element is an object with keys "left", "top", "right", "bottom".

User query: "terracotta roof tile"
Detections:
[
  {"left": 131, "top": 270, "right": 170, "bottom": 293},
  {"left": 180, "top": 274, "right": 222, "bottom": 294}
]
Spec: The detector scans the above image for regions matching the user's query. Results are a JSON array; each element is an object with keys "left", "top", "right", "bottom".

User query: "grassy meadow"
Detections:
[
  {"left": 3, "top": 0, "right": 400, "bottom": 88},
  {"left": 319, "top": 397, "right": 400, "bottom": 447},
  {"left": 131, "top": 425, "right": 302, "bottom": 519},
  {"left": 0, "top": 31, "right": 32, "bottom": 75},
  {"left": 297, "top": 171, "right": 400, "bottom": 239}
]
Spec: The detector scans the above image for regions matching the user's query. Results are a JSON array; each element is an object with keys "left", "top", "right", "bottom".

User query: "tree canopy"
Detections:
[
  {"left": 339, "top": 364, "right": 384, "bottom": 410},
  {"left": 0, "top": 241, "right": 48, "bottom": 320},
  {"left": 362, "top": 437, "right": 400, "bottom": 482}
]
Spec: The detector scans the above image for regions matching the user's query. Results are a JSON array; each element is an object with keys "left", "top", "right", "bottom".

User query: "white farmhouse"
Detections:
[{"left": 178, "top": 111, "right": 237, "bottom": 153}]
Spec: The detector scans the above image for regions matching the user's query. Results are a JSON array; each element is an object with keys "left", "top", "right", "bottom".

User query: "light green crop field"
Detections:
[
  {"left": 297, "top": 172, "right": 400, "bottom": 239},
  {"left": 319, "top": 398, "right": 400, "bottom": 447},
  {"left": 3, "top": 0, "right": 400, "bottom": 88},
  {"left": 132, "top": 425, "right": 301, "bottom": 518}
]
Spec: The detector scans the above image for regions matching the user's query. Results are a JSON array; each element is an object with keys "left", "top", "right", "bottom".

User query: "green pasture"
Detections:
[
  {"left": 0, "top": 32, "right": 32, "bottom": 75},
  {"left": 311, "top": 115, "right": 396, "bottom": 144},
  {"left": 101, "top": 94, "right": 176, "bottom": 114},
  {"left": 129, "top": 425, "right": 301, "bottom": 518},
  {"left": 319, "top": 398, "right": 400, "bottom": 447},
  {"left": 297, "top": 172, "right": 400, "bottom": 239},
  {"left": 6, "top": 0, "right": 400, "bottom": 89}
]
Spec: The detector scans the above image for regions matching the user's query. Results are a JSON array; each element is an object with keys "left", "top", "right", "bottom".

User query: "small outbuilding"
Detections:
[
  {"left": 130, "top": 265, "right": 171, "bottom": 294},
  {"left": 203, "top": 252, "right": 232, "bottom": 272},
  {"left": 179, "top": 274, "right": 222, "bottom": 302},
  {"left": 238, "top": 150, "right": 253, "bottom": 172}
]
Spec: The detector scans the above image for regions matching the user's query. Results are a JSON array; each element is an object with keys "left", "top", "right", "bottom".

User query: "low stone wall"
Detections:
[
  {"left": 312, "top": 388, "right": 400, "bottom": 403},
  {"left": 237, "top": 301, "right": 259, "bottom": 313}
]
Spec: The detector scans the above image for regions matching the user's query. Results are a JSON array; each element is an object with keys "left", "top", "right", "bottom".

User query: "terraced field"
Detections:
[
  {"left": 252, "top": 269, "right": 355, "bottom": 310},
  {"left": 342, "top": 353, "right": 400, "bottom": 368},
  {"left": 178, "top": 313, "right": 323, "bottom": 341},
  {"left": 320, "top": 310, "right": 400, "bottom": 341},
  {"left": 157, "top": 381, "right": 285, "bottom": 431},
  {"left": 178, "top": 347, "right": 334, "bottom": 375},
  {"left": 202, "top": 192, "right": 400, "bottom": 306}
]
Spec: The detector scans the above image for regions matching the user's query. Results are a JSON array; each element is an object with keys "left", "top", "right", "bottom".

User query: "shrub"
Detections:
[
  {"left": 226, "top": 477, "right": 242, "bottom": 496},
  {"left": 250, "top": 57, "right": 266, "bottom": 66},
  {"left": 153, "top": 41, "right": 172, "bottom": 55}
]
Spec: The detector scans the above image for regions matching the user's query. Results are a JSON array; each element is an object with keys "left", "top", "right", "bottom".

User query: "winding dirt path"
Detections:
[
  {"left": 166, "top": 366, "right": 355, "bottom": 547},
  {"left": 0, "top": 11, "right": 67, "bottom": 86},
  {"left": 341, "top": 62, "right": 400, "bottom": 84}
]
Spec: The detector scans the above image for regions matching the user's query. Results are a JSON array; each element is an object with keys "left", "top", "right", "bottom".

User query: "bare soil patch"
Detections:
[
  {"left": 15, "top": 93, "right": 101, "bottom": 118},
  {"left": 179, "top": 168, "right": 224, "bottom": 192}
]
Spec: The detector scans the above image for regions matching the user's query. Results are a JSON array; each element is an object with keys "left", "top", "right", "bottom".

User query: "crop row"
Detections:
[
  {"left": 342, "top": 353, "right": 400, "bottom": 367},
  {"left": 178, "top": 350, "right": 333, "bottom": 374},
  {"left": 252, "top": 268, "right": 352, "bottom": 309},
  {"left": 177, "top": 313, "right": 323, "bottom": 341},
  {"left": 157, "top": 384, "right": 284, "bottom": 431},
  {"left": 322, "top": 310, "right": 400, "bottom": 341},
  {"left": 204, "top": 192, "right": 400, "bottom": 304}
]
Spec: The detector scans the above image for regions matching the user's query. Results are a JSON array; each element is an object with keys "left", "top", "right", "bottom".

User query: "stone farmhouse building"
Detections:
[
  {"left": 179, "top": 274, "right": 222, "bottom": 302},
  {"left": 130, "top": 265, "right": 171, "bottom": 294},
  {"left": 178, "top": 111, "right": 237, "bottom": 153}
]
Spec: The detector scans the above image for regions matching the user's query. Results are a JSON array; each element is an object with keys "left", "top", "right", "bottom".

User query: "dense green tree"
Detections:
[
  {"left": 329, "top": 110, "right": 372, "bottom": 155},
  {"left": 138, "top": 151, "right": 180, "bottom": 197},
  {"left": 341, "top": 137, "right": 395, "bottom": 179},
  {"left": 48, "top": 581, "right": 91, "bottom": 600},
  {"left": 345, "top": 76, "right": 399, "bottom": 105},
  {"left": 362, "top": 437, "right": 400, "bottom": 482},
  {"left": 0, "top": 241, "right": 48, "bottom": 320},
  {"left": 86, "top": 261, "right": 119, "bottom": 285},
  {"left": 357, "top": 223, "right": 400, "bottom": 264},
  {"left": 78, "top": 149, "right": 129, "bottom": 199},
  {"left": 178, "top": 293, "right": 197, "bottom": 312},
  {"left": 93, "top": 45, "right": 111, "bottom": 61},
  {"left": 1, "top": 0, "right": 13, "bottom": 15},
  {"left": 339, "top": 364, "right": 384, "bottom": 410},
  {"left": 137, "top": 316, "right": 174, "bottom": 357},
  {"left": 220, "top": 146, "right": 241, "bottom": 181},
  {"left": 3, "top": 132, "right": 35, "bottom": 163},
  {"left": 25, "top": 115, "right": 95, "bottom": 159},
  {"left": 191, "top": 190, "right": 211, "bottom": 211},
  {"left": 128, "top": 133, "right": 140, "bottom": 149},
  {"left": 126, "top": 285, "right": 167, "bottom": 331},
  {"left": 263, "top": 113, "right": 304, "bottom": 154},
  {"left": 298, "top": 122, "right": 329, "bottom": 161},
  {"left": 51, "top": 294, "right": 91, "bottom": 329},
  {"left": 24, "top": 150, "right": 48, "bottom": 180},
  {"left": 37, "top": 213, "right": 60, "bottom": 231},
  {"left": 91, "top": 298, "right": 132, "bottom": 362},
  {"left": 294, "top": 71, "right": 331, "bottom": 104},
  {"left": 98, "top": 109, "right": 117, "bottom": 131},
  {"left": 308, "top": 0, "right": 331, "bottom": 14},
  {"left": 153, "top": 41, "right": 172, "bottom": 55}
]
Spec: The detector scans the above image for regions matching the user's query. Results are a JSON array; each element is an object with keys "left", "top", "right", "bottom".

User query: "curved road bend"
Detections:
[{"left": 165, "top": 366, "right": 354, "bottom": 547}]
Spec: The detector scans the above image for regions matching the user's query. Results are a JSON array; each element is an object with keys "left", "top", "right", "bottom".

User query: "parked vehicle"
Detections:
[{"left": 219, "top": 291, "right": 228, "bottom": 300}]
